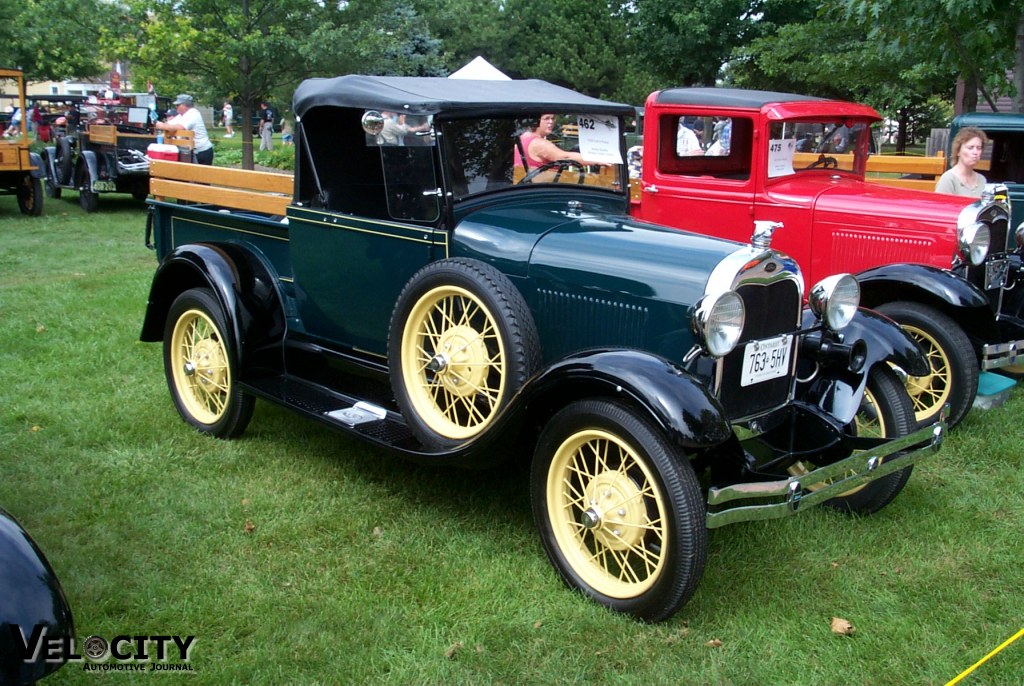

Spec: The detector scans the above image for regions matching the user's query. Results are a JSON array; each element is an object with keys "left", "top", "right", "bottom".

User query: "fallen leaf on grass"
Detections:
[
  {"left": 241, "top": 498, "right": 250, "bottom": 507},
  {"left": 30, "top": 426, "right": 42, "bottom": 432},
  {"left": 243, "top": 520, "right": 256, "bottom": 534},
  {"left": 831, "top": 617, "right": 854, "bottom": 635},
  {"left": 372, "top": 526, "right": 383, "bottom": 537},
  {"left": 533, "top": 620, "right": 543, "bottom": 629},
  {"left": 705, "top": 639, "right": 723, "bottom": 648},
  {"left": 445, "top": 641, "right": 463, "bottom": 659},
  {"left": 36, "top": 325, "right": 46, "bottom": 333}
]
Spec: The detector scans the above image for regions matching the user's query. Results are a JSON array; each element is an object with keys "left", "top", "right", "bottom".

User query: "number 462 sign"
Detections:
[{"left": 577, "top": 115, "right": 622, "bottom": 165}]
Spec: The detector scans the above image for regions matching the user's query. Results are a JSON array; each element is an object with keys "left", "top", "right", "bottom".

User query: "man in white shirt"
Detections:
[{"left": 155, "top": 94, "right": 214, "bottom": 164}]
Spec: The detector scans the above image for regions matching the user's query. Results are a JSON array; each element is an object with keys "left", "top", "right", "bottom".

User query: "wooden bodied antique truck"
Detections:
[
  {"left": 630, "top": 88, "right": 1023, "bottom": 430},
  {"left": 142, "top": 75, "right": 944, "bottom": 622},
  {"left": 0, "top": 67, "right": 45, "bottom": 215}
]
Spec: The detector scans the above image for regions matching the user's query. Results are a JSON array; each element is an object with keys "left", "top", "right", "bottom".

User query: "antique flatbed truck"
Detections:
[
  {"left": 630, "top": 88, "right": 1023, "bottom": 430},
  {"left": 142, "top": 76, "right": 943, "bottom": 622},
  {"left": 40, "top": 92, "right": 188, "bottom": 211},
  {"left": 0, "top": 67, "right": 44, "bottom": 216}
]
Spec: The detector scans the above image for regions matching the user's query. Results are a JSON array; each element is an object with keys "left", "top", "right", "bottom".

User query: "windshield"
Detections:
[
  {"left": 767, "top": 118, "right": 874, "bottom": 179},
  {"left": 439, "top": 114, "right": 625, "bottom": 199}
]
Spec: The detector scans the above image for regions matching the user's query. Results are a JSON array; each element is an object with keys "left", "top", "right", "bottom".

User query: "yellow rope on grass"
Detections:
[{"left": 945, "top": 627, "right": 1024, "bottom": 686}]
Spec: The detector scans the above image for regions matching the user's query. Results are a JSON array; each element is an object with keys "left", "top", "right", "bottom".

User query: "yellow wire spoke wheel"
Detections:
[
  {"left": 789, "top": 380, "right": 888, "bottom": 498},
  {"left": 170, "top": 308, "right": 231, "bottom": 426},
  {"left": 401, "top": 284, "right": 507, "bottom": 441},
  {"left": 788, "top": 365, "right": 914, "bottom": 515},
  {"left": 901, "top": 324, "right": 951, "bottom": 425},
  {"left": 546, "top": 428, "right": 667, "bottom": 598},
  {"left": 163, "top": 288, "right": 254, "bottom": 438}
]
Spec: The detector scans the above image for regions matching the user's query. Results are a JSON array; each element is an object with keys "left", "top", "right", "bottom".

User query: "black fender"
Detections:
[
  {"left": 857, "top": 263, "right": 989, "bottom": 310},
  {"left": 0, "top": 508, "right": 74, "bottom": 685},
  {"left": 797, "top": 307, "right": 927, "bottom": 424},
  {"left": 40, "top": 146, "right": 58, "bottom": 183},
  {"left": 518, "top": 348, "right": 733, "bottom": 451},
  {"left": 139, "top": 243, "right": 287, "bottom": 377},
  {"left": 77, "top": 149, "right": 100, "bottom": 189},
  {"left": 27, "top": 152, "right": 45, "bottom": 179}
]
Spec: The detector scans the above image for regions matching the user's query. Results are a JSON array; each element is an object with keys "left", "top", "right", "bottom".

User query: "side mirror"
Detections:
[{"left": 361, "top": 110, "right": 384, "bottom": 136}]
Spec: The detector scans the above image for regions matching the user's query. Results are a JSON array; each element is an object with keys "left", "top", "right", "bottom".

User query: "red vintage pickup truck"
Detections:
[{"left": 630, "top": 88, "right": 1024, "bottom": 429}]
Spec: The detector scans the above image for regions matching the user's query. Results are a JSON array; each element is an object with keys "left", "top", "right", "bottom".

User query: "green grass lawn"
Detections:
[{"left": 1, "top": 193, "right": 1023, "bottom": 685}]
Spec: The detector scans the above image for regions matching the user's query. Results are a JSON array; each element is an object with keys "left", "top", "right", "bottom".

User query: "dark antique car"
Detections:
[
  {"left": 0, "top": 508, "right": 75, "bottom": 684},
  {"left": 141, "top": 76, "right": 943, "bottom": 621},
  {"left": 40, "top": 92, "right": 172, "bottom": 211},
  {"left": 0, "top": 68, "right": 45, "bottom": 216}
]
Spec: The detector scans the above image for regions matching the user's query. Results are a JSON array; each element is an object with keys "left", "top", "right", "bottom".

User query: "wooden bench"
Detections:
[{"left": 149, "top": 159, "right": 293, "bottom": 215}]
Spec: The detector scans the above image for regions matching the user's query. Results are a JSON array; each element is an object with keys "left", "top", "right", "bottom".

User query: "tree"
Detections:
[
  {"left": 842, "top": 0, "right": 1024, "bottom": 113},
  {"left": 0, "top": 0, "right": 128, "bottom": 81},
  {"left": 627, "top": 0, "right": 762, "bottom": 89}
]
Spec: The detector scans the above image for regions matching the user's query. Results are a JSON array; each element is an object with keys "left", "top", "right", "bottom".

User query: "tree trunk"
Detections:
[
  {"left": 241, "top": 99, "right": 254, "bottom": 170},
  {"left": 960, "top": 72, "right": 979, "bottom": 113}
]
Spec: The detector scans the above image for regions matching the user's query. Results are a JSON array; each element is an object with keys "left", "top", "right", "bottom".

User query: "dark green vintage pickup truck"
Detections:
[{"left": 140, "top": 75, "right": 943, "bottom": 621}]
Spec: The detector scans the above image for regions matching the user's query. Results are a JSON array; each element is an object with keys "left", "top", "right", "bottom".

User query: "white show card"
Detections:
[
  {"left": 577, "top": 115, "right": 622, "bottom": 164},
  {"left": 767, "top": 138, "right": 796, "bottom": 178}
]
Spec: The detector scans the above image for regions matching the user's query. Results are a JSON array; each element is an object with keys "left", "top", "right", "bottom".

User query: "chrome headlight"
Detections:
[
  {"left": 809, "top": 273, "right": 860, "bottom": 331},
  {"left": 1015, "top": 221, "right": 1024, "bottom": 250},
  {"left": 957, "top": 221, "right": 990, "bottom": 266},
  {"left": 692, "top": 290, "right": 745, "bottom": 358}
]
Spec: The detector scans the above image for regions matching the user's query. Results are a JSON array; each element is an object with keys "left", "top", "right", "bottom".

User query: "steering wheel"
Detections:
[
  {"left": 806, "top": 154, "right": 838, "bottom": 170},
  {"left": 518, "top": 159, "right": 588, "bottom": 185}
]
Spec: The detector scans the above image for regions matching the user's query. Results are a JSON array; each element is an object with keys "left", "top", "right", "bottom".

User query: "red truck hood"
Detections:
[{"left": 766, "top": 175, "right": 973, "bottom": 272}]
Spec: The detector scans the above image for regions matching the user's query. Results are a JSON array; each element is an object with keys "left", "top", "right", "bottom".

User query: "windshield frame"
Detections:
[{"left": 766, "top": 116, "right": 876, "bottom": 180}]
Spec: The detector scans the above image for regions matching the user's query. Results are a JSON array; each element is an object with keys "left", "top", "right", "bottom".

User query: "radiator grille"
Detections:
[{"left": 717, "top": 278, "right": 801, "bottom": 420}]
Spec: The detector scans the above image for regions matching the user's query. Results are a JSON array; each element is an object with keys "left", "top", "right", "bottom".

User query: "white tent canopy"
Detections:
[{"left": 448, "top": 56, "right": 511, "bottom": 80}]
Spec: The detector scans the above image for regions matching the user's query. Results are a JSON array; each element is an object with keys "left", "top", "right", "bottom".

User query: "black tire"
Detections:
[
  {"left": 789, "top": 365, "right": 916, "bottom": 515},
  {"left": 530, "top": 399, "right": 707, "bottom": 622},
  {"left": 55, "top": 137, "right": 72, "bottom": 184},
  {"left": 388, "top": 258, "right": 540, "bottom": 449},
  {"left": 874, "top": 301, "right": 977, "bottom": 429},
  {"left": 44, "top": 177, "right": 61, "bottom": 199},
  {"left": 163, "top": 288, "right": 255, "bottom": 438},
  {"left": 16, "top": 175, "right": 43, "bottom": 216},
  {"left": 78, "top": 188, "right": 98, "bottom": 212}
]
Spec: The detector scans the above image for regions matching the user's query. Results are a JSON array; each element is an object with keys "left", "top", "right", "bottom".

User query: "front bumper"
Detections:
[
  {"left": 705, "top": 412, "right": 945, "bottom": 528},
  {"left": 981, "top": 339, "right": 1024, "bottom": 369}
]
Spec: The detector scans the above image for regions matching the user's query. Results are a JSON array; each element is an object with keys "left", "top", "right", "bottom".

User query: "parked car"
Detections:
[
  {"left": 0, "top": 507, "right": 75, "bottom": 684},
  {"left": 0, "top": 68, "right": 45, "bottom": 216},
  {"left": 949, "top": 111, "right": 1024, "bottom": 233},
  {"left": 142, "top": 75, "right": 943, "bottom": 622},
  {"left": 40, "top": 93, "right": 172, "bottom": 211},
  {"left": 630, "top": 87, "right": 1023, "bottom": 429}
]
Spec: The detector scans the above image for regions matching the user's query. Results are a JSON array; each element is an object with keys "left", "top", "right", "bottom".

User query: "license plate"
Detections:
[{"left": 741, "top": 334, "right": 792, "bottom": 387}]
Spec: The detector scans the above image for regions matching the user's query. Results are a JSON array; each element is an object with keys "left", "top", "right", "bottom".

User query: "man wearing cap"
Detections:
[{"left": 155, "top": 94, "right": 214, "bottom": 165}]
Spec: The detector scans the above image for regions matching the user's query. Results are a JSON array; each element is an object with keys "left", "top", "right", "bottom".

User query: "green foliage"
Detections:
[{"left": 0, "top": 0, "right": 128, "bottom": 81}]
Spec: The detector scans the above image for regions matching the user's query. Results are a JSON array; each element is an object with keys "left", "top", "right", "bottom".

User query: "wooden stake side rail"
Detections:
[
  {"left": 86, "top": 125, "right": 196, "bottom": 149},
  {"left": 791, "top": 151, "right": 994, "bottom": 192},
  {"left": 149, "top": 160, "right": 293, "bottom": 216}
]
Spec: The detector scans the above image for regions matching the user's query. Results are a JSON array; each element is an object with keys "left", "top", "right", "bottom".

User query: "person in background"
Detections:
[
  {"left": 935, "top": 126, "right": 989, "bottom": 197},
  {"left": 223, "top": 101, "right": 234, "bottom": 137},
  {"left": 3, "top": 106, "right": 22, "bottom": 138},
  {"left": 514, "top": 114, "right": 602, "bottom": 170},
  {"left": 675, "top": 117, "right": 702, "bottom": 156},
  {"left": 155, "top": 93, "right": 214, "bottom": 165},
  {"left": 259, "top": 101, "right": 275, "bottom": 151}
]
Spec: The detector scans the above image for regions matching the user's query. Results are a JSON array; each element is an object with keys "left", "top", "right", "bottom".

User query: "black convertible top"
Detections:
[
  {"left": 654, "top": 87, "right": 824, "bottom": 109},
  {"left": 293, "top": 75, "right": 633, "bottom": 119}
]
